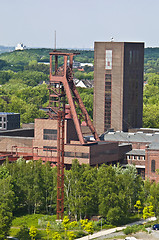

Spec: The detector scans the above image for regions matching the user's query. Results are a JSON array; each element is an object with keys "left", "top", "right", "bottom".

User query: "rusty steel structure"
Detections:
[{"left": 48, "top": 51, "right": 99, "bottom": 219}]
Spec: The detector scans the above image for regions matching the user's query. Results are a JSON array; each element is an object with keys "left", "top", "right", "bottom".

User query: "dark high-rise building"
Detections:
[{"left": 93, "top": 42, "right": 144, "bottom": 134}]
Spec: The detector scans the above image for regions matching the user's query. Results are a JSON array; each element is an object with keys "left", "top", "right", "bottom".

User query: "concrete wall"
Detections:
[
  {"left": 93, "top": 42, "right": 144, "bottom": 134},
  {"left": 0, "top": 136, "right": 33, "bottom": 153},
  {"left": 33, "top": 118, "right": 58, "bottom": 157}
]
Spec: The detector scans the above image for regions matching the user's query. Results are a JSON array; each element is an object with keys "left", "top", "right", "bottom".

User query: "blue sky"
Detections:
[{"left": 1, "top": 0, "right": 159, "bottom": 49}]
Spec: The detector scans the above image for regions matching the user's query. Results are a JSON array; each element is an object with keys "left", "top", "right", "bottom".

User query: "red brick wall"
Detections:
[
  {"left": 90, "top": 142, "right": 119, "bottom": 165},
  {"left": 145, "top": 148, "right": 159, "bottom": 182}
]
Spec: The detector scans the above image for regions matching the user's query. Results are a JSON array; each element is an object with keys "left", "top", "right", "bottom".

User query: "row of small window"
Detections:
[
  {"left": 43, "top": 146, "right": 57, "bottom": 152},
  {"left": 64, "top": 152, "right": 89, "bottom": 158},
  {"left": 43, "top": 147, "right": 89, "bottom": 159},
  {"left": 127, "top": 155, "right": 145, "bottom": 160}
]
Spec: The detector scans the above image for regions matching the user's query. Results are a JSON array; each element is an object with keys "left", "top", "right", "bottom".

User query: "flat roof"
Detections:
[{"left": 0, "top": 112, "right": 19, "bottom": 115}]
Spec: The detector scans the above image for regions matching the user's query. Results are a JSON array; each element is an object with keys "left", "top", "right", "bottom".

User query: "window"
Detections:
[
  {"left": 105, "top": 50, "right": 112, "bottom": 70},
  {"left": 64, "top": 152, "right": 75, "bottom": 157},
  {"left": 129, "top": 50, "right": 133, "bottom": 64},
  {"left": 82, "top": 153, "right": 89, "bottom": 158},
  {"left": 64, "top": 152, "right": 89, "bottom": 158},
  {"left": 43, "top": 146, "right": 57, "bottom": 152},
  {"left": 151, "top": 160, "right": 156, "bottom": 173},
  {"left": 43, "top": 129, "right": 57, "bottom": 140},
  {"left": 105, "top": 73, "right": 112, "bottom": 130}
]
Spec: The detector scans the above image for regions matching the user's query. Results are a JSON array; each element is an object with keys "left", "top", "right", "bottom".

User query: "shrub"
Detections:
[
  {"left": 107, "top": 207, "right": 124, "bottom": 225},
  {"left": 123, "top": 224, "right": 147, "bottom": 235},
  {"left": 16, "top": 224, "right": 31, "bottom": 240},
  {"left": 75, "top": 230, "right": 87, "bottom": 238}
]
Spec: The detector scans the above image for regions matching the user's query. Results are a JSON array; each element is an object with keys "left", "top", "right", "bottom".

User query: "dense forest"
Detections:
[
  {"left": 1, "top": 159, "right": 158, "bottom": 239},
  {"left": 0, "top": 47, "right": 159, "bottom": 127},
  {"left": 0, "top": 49, "right": 94, "bottom": 124}
]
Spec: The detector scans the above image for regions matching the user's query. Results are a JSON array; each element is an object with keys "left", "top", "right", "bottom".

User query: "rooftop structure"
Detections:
[{"left": 0, "top": 112, "right": 20, "bottom": 130}]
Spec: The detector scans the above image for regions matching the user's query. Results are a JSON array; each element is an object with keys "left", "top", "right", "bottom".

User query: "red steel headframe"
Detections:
[{"left": 48, "top": 51, "right": 100, "bottom": 219}]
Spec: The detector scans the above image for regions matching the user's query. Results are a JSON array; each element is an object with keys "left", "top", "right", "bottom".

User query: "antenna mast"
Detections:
[{"left": 54, "top": 30, "right": 56, "bottom": 50}]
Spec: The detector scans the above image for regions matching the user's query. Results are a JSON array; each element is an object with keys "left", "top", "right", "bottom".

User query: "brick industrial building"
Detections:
[
  {"left": 93, "top": 42, "right": 144, "bottom": 134},
  {"left": 0, "top": 43, "right": 159, "bottom": 182},
  {"left": 0, "top": 116, "right": 130, "bottom": 167},
  {"left": 100, "top": 129, "right": 159, "bottom": 182},
  {"left": 1, "top": 121, "right": 159, "bottom": 181}
]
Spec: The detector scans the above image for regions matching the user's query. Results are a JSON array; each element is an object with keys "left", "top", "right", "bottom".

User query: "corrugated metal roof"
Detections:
[
  {"left": 126, "top": 149, "right": 145, "bottom": 155},
  {"left": 103, "top": 131, "right": 159, "bottom": 143},
  {"left": 148, "top": 143, "right": 159, "bottom": 150}
]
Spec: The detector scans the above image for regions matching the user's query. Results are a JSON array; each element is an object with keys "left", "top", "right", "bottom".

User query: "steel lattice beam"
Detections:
[{"left": 48, "top": 51, "right": 100, "bottom": 220}]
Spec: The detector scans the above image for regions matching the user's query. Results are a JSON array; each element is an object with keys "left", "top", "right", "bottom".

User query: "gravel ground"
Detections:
[
  {"left": 96, "top": 228, "right": 159, "bottom": 240},
  {"left": 133, "top": 229, "right": 159, "bottom": 240}
]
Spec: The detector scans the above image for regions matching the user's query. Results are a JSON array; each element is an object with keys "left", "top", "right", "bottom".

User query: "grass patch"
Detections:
[
  {"left": 123, "top": 224, "right": 147, "bottom": 235},
  {"left": 11, "top": 215, "right": 86, "bottom": 239},
  {"left": 9, "top": 228, "right": 19, "bottom": 237},
  {"left": 12, "top": 214, "right": 56, "bottom": 228}
]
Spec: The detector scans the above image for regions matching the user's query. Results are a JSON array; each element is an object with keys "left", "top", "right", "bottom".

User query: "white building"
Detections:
[{"left": 15, "top": 43, "right": 26, "bottom": 51}]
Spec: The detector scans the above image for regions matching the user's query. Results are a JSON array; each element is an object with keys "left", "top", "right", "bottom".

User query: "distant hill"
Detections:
[
  {"left": 0, "top": 45, "right": 14, "bottom": 54},
  {"left": 144, "top": 47, "right": 159, "bottom": 60},
  {"left": 144, "top": 48, "right": 159, "bottom": 73},
  {"left": 0, "top": 48, "right": 94, "bottom": 72},
  {"left": 0, "top": 47, "right": 159, "bottom": 73}
]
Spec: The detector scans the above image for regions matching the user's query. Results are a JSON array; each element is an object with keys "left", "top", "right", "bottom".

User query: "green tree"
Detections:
[
  {"left": 64, "top": 160, "right": 84, "bottom": 220},
  {"left": 149, "top": 182, "right": 159, "bottom": 216},
  {"left": 46, "top": 221, "right": 51, "bottom": 238},
  {"left": 98, "top": 165, "right": 119, "bottom": 217},
  {"left": 143, "top": 104, "right": 159, "bottom": 128},
  {"left": 80, "top": 219, "right": 94, "bottom": 235},
  {"left": 0, "top": 172, "right": 14, "bottom": 239},
  {"left": 107, "top": 207, "right": 124, "bottom": 225},
  {"left": 62, "top": 216, "right": 70, "bottom": 230},
  {"left": 80, "top": 165, "right": 98, "bottom": 218},
  {"left": 29, "top": 226, "right": 37, "bottom": 240},
  {"left": 52, "top": 232, "right": 61, "bottom": 240},
  {"left": 16, "top": 225, "right": 30, "bottom": 240},
  {"left": 134, "top": 200, "right": 143, "bottom": 217},
  {"left": 67, "top": 231, "right": 76, "bottom": 240},
  {"left": 143, "top": 205, "right": 154, "bottom": 219}
]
